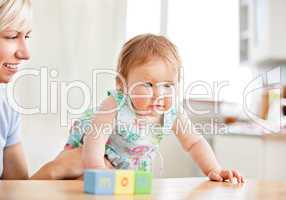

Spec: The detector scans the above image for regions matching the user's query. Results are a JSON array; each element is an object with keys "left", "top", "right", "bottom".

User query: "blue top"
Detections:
[{"left": 0, "top": 84, "right": 21, "bottom": 177}]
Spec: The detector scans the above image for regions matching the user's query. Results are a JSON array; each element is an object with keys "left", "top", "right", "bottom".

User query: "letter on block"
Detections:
[
  {"left": 115, "top": 170, "right": 135, "bottom": 194},
  {"left": 84, "top": 170, "right": 115, "bottom": 195},
  {"left": 135, "top": 170, "right": 152, "bottom": 194}
]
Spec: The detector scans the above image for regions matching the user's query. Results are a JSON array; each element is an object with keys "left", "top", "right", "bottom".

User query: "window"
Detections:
[
  {"left": 126, "top": 0, "right": 252, "bottom": 103},
  {"left": 126, "top": 0, "right": 161, "bottom": 39}
]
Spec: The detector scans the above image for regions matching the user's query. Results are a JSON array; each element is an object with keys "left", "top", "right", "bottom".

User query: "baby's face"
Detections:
[{"left": 126, "top": 58, "right": 178, "bottom": 116}]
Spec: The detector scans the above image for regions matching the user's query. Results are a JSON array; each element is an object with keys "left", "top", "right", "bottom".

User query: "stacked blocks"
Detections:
[{"left": 84, "top": 169, "right": 152, "bottom": 195}]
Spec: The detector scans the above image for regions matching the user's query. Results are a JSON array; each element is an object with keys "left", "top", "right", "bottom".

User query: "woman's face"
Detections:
[{"left": 0, "top": 28, "right": 31, "bottom": 83}]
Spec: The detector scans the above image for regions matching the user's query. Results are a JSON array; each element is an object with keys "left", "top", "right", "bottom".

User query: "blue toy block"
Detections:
[{"left": 84, "top": 169, "right": 115, "bottom": 195}]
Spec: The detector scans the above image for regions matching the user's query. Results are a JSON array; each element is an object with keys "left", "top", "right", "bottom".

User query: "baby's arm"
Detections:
[
  {"left": 82, "top": 96, "right": 117, "bottom": 169},
  {"left": 172, "top": 113, "right": 244, "bottom": 183}
]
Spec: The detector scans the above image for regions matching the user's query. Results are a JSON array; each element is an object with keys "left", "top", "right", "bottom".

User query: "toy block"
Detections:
[
  {"left": 115, "top": 170, "right": 135, "bottom": 194},
  {"left": 84, "top": 170, "right": 115, "bottom": 195},
  {"left": 83, "top": 169, "right": 153, "bottom": 195},
  {"left": 135, "top": 170, "right": 152, "bottom": 194}
]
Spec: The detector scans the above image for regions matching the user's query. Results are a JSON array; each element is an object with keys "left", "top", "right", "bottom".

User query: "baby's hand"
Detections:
[{"left": 208, "top": 169, "right": 244, "bottom": 183}]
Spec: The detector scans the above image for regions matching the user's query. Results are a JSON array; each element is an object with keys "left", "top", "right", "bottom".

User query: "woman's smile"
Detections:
[{"left": 1, "top": 63, "right": 19, "bottom": 73}]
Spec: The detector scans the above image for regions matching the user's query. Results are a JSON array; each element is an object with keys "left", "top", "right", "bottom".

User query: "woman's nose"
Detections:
[{"left": 15, "top": 39, "right": 30, "bottom": 60}]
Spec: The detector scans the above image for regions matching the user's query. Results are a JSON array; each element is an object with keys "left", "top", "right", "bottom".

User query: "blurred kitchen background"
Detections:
[{"left": 13, "top": 0, "right": 286, "bottom": 180}]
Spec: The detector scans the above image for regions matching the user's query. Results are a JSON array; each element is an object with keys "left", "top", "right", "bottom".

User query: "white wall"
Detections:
[
  {"left": 15, "top": 0, "right": 127, "bottom": 175},
  {"left": 13, "top": 0, "right": 194, "bottom": 178}
]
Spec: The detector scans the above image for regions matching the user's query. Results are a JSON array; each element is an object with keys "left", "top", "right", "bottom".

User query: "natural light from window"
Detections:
[
  {"left": 126, "top": 0, "right": 252, "bottom": 104},
  {"left": 126, "top": 0, "right": 161, "bottom": 40},
  {"left": 168, "top": 0, "right": 252, "bottom": 103}
]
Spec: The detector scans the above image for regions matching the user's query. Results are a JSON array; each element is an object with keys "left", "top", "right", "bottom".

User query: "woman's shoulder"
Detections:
[
  {"left": 0, "top": 84, "right": 7, "bottom": 103},
  {"left": 0, "top": 84, "right": 21, "bottom": 143},
  {"left": 0, "top": 84, "right": 18, "bottom": 115}
]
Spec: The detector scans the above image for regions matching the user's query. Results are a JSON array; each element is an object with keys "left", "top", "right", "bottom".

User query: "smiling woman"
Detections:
[
  {"left": 0, "top": 0, "right": 32, "bottom": 179},
  {"left": 0, "top": 0, "right": 32, "bottom": 83}
]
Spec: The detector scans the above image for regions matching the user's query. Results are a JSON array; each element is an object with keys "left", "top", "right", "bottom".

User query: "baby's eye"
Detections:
[
  {"left": 144, "top": 82, "right": 153, "bottom": 87},
  {"left": 162, "top": 83, "right": 174, "bottom": 88}
]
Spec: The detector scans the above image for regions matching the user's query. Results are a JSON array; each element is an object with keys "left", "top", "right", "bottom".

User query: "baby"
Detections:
[{"left": 65, "top": 34, "right": 244, "bottom": 183}]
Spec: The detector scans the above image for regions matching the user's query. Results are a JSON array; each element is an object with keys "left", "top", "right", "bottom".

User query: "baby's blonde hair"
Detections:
[
  {"left": 116, "top": 34, "right": 181, "bottom": 87},
  {"left": 0, "top": 0, "right": 32, "bottom": 32}
]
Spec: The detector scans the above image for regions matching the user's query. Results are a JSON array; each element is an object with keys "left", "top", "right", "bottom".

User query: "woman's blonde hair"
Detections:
[
  {"left": 0, "top": 0, "right": 32, "bottom": 32},
  {"left": 116, "top": 33, "right": 181, "bottom": 86}
]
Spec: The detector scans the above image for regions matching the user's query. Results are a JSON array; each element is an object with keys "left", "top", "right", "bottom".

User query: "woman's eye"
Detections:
[
  {"left": 5, "top": 35, "right": 17, "bottom": 39},
  {"left": 25, "top": 35, "right": 30, "bottom": 39}
]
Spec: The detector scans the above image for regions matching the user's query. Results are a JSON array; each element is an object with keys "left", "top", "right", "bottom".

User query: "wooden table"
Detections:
[{"left": 0, "top": 178, "right": 286, "bottom": 200}]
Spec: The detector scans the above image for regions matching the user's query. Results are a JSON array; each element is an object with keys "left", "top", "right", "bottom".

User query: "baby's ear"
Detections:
[
  {"left": 116, "top": 78, "right": 122, "bottom": 89},
  {"left": 116, "top": 77, "right": 127, "bottom": 91}
]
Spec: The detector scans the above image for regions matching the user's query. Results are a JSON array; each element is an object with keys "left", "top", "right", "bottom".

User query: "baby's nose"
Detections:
[
  {"left": 152, "top": 88, "right": 165, "bottom": 101},
  {"left": 152, "top": 87, "right": 161, "bottom": 97}
]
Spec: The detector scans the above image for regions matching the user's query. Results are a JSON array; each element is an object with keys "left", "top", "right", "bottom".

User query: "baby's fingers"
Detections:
[
  {"left": 208, "top": 170, "right": 223, "bottom": 182},
  {"left": 232, "top": 170, "right": 244, "bottom": 183},
  {"left": 220, "top": 169, "right": 234, "bottom": 182}
]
